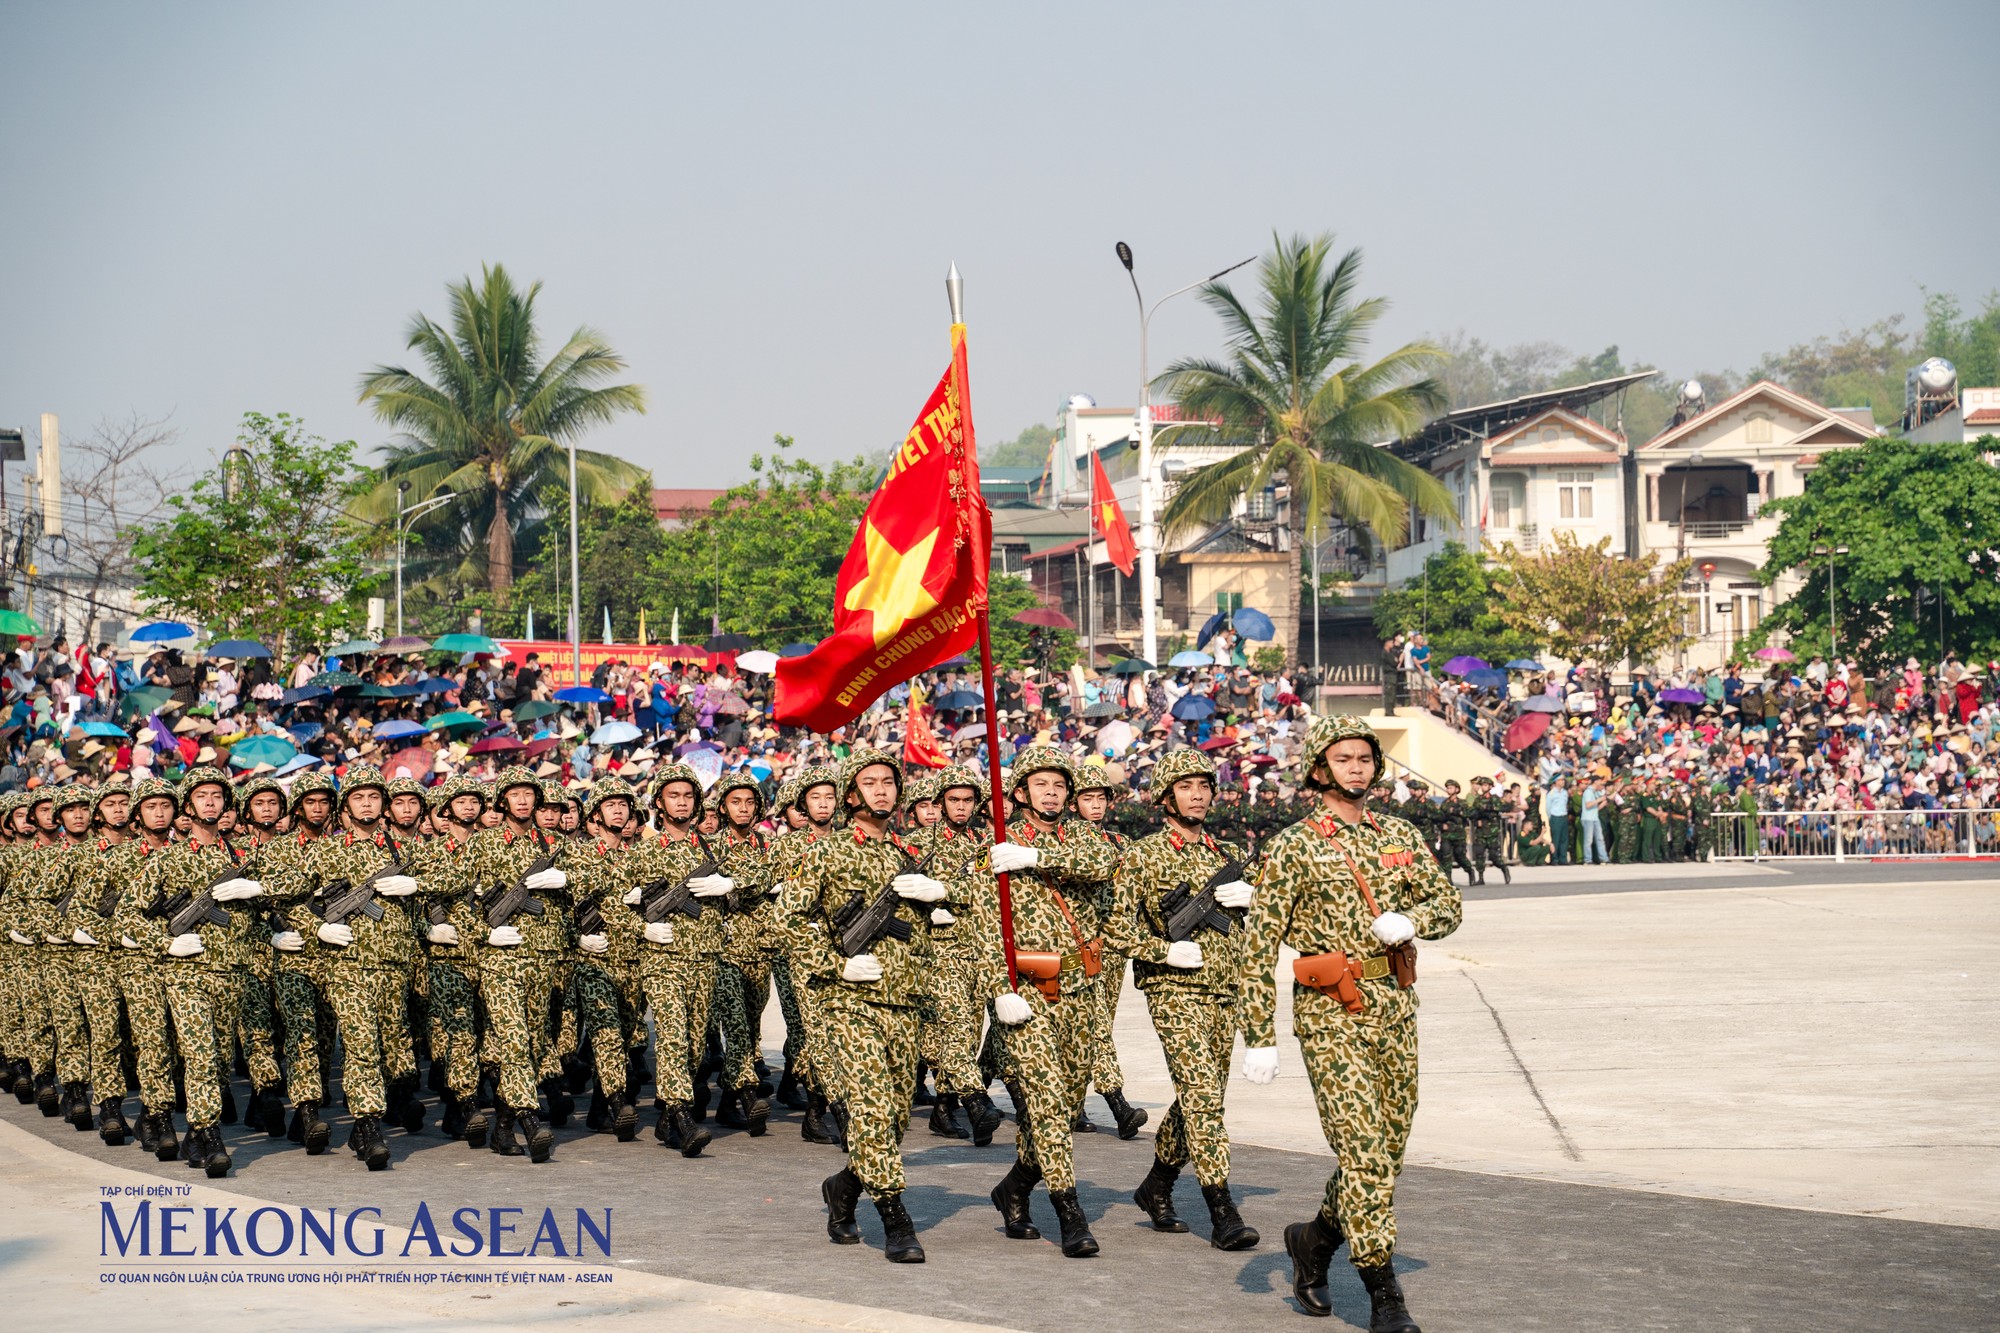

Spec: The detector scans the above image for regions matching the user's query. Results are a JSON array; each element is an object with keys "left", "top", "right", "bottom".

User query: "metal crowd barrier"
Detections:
[{"left": 1709, "top": 809, "right": 2000, "bottom": 860}]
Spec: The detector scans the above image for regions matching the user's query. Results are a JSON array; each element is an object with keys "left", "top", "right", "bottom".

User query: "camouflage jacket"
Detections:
[
  {"left": 57, "top": 835, "right": 136, "bottom": 946},
  {"left": 969, "top": 817, "right": 1120, "bottom": 1002},
  {"left": 0, "top": 842, "right": 33, "bottom": 943},
  {"left": 783, "top": 823, "right": 934, "bottom": 1009},
  {"left": 1240, "top": 805, "right": 1461, "bottom": 1047},
  {"left": 561, "top": 835, "right": 641, "bottom": 970},
  {"left": 1103, "top": 825, "right": 1251, "bottom": 997},
  {"left": 712, "top": 827, "right": 777, "bottom": 961},
  {"left": 402, "top": 833, "right": 483, "bottom": 969},
  {"left": 15, "top": 840, "right": 76, "bottom": 944},
  {"left": 463, "top": 825, "right": 573, "bottom": 959},
  {"left": 126, "top": 835, "right": 261, "bottom": 969},
  {"left": 622, "top": 831, "right": 727, "bottom": 963},
  {"left": 301, "top": 827, "right": 421, "bottom": 970},
  {"left": 903, "top": 821, "right": 990, "bottom": 954}
]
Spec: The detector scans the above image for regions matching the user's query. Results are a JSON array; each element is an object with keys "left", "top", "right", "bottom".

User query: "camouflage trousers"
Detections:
[
  {"left": 784, "top": 950, "right": 833, "bottom": 1095},
  {"left": 712, "top": 954, "right": 776, "bottom": 1091},
  {"left": 51, "top": 948, "right": 126, "bottom": 1095},
  {"left": 203, "top": 967, "right": 282, "bottom": 1093},
  {"left": 1086, "top": 951, "right": 1128, "bottom": 1093},
  {"left": 116, "top": 960, "right": 178, "bottom": 1112},
  {"left": 1300, "top": 1004, "right": 1419, "bottom": 1269},
  {"left": 1144, "top": 988, "right": 1237, "bottom": 1186},
  {"left": 477, "top": 956, "right": 554, "bottom": 1111},
  {"left": 641, "top": 954, "right": 716, "bottom": 1107},
  {"left": 998, "top": 982, "right": 1095, "bottom": 1192},
  {"left": 772, "top": 958, "right": 804, "bottom": 1076},
  {"left": 543, "top": 957, "right": 574, "bottom": 1082},
  {"left": 0, "top": 948, "right": 23, "bottom": 1060},
  {"left": 159, "top": 964, "right": 222, "bottom": 1129},
  {"left": 324, "top": 965, "right": 415, "bottom": 1119},
  {"left": 426, "top": 960, "right": 481, "bottom": 1100},
  {"left": 13, "top": 959, "right": 55, "bottom": 1074},
  {"left": 568, "top": 958, "right": 631, "bottom": 1097},
  {"left": 819, "top": 991, "right": 920, "bottom": 1200},
  {"left": 274, "top": 963, "right": 333, "bottom": 1106},
  {"left": 918, "top": 950, "right": 985, "bottom": 1096}
]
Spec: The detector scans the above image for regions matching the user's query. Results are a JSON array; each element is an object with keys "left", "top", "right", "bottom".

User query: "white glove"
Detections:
[
  {"left": 272, "top": 930, "right": 305, "bottom": 953},
  {"left": 994, "top": 992, "right": 1033, "bottom": 1026},
  {"left": 72, "top": 928, "right": 98, "bottom": 946},
  {"left": 842, "top": 953, "right": 883, "bottom": 984},
  {"left": 120, "top": 934, "right": 140, "bottom": 950},
  {"left": 1164, "top": 940, "right": 1204, "bottom": 970},
  {"left": 425, "top": 923, "right": 459, "bottom": 946},
  {"left": 487, "top": 925, "right": 523, "bottom": 947},
  {"left": 316, "top": 922, "right": 353, "bottom": 947},
  {"left": 7, "top": 929, "right": 32, "bottom": 945},
  {"left": 524, "top": 867, "right": 567, "bottom": 891},
  {"left": 1242, "top": 1046, "right": 1279, "bottom": 1084},
  {"left": 1212, "top": 879, "right": 1255, "bottom": 909},
  {"left": 688, "top": 873, "right": 734, "bottom": 898},
  {"left": 373, "top": 874, "right": 419, "bottom": 897},
  {"left": 989, "top": 842, "right": 1039, "bottom": 874},
  {"left": 622, "top": 886, "right": 643, "bottom": 905},
  {"left": 45, "top": 934, "right": 66, "bottom": 945},
  {"left": 167, "top": 933, "right": 205, "bottom": 958},
  {"left": 209, "top": 877, "right": 264, "bottom": 901},
  {"left": 1371, "top": 911, "right": 1416, "bottom": 946},
  {"left": 892, "top": 872, "right": 947, "bottom": 902},
  {"left": 643, "top": 921, "right": 675, "bottom": 945},
  {"left": 766, "top": 880, "right": 783, "bottom": 895},
  {"left": 579, "top": 933, "right": 610, "bottom": 954},
  {"left": 929, "top": 907, "right": 955, "bottom": 926}
]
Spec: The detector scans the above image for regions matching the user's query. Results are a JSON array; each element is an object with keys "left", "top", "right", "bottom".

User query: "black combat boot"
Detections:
[
  {"left": 1201, "top": 1181, "right": 1259, "bottom": 1250},
  {"left": 389, "top": 1076, "right": 426, "bottom": 1134},
  {"left": 961, "top": 1089, "right": 1004, "bottom": 1147},
  {"left": 1133, "top": 1158, "right": 1188, "bottom": 1232},
  {"left": 826, "top": 1099, "right": 851, "bottom": 1148},
  {"left": 68, "top": 1081, "right": 95, "bottom": 1131},
  {"left": 1357, "top": 1263, "right": 1420, "bottom": 1332},
  {"left": 775, "top": 1068, "right": 807, "bottom": 1109},
  {"left": 653, "top": 1101, "right": 672, "bottom": 1144},
  {"left": 243, "top": 1087, "right": 265, "bottom": 1133},
  {"left": 928, "top": 1093, "right": 968, "bottom": 1139},
  {"left": 715, "top": 1088, "right": 748, "bottom": 1128},
  {"left": 1071, "top": 1107, "right": 1098, "bottom": 1133},
  {"left": 475, "top": 1069, "right": 496, "bottom": 1109},
  {"left": 153, "top": 1113, "right": 181, "bottom": 1162},
  {"left": 690, "top": 1071, "right": 712, "bottom": 1123},
  {"left": 666, "top": 1105, "right": 710, "bottom": 1157},
  {"left": 753, "top": 1056, "right": 773, "bottom": 1096},
  {"left": 1284, "top": 1210, "right": 1344, "bottom": 1318},
  {"left": 562, "top": 1053, "right": 591, "bottom": 1095},
  {"left": 10, "top": 1060, "right": 33, "bottom": 1103},
  {"left": 542, "top": 1079, "right": 573, "bottom": 1128},
  {"left": 136, "top": 1107, "right": 161, "bottom": 1155},
  {"left": 609, "top": 1090, "right": 639, "bottom": 1142},
  {"left": 1500, "top": 861, "right": 1513, "bottom": 885},
  {"left": 256, "top": 1084, "right": 285, "bottom": 1138},
  {"left": 875, "top": 1193, "right": 924, "bottom": 1263},
  {"left": 990, "top": 1161, "right": 1042, "bottom": 1240},
  {"left": 1102, "top": 1088, "right": 1148, "bottom": 1140},
  {"left": 1048, "top": 1188, "right": 1098, "bottom": 1258},
  {"left": 35, "top": 1071, "right": 60, "bottom": 1117},
  {"left": 197, "top": 1125, "right": 232, "bottom": 1178},
  {"left": 98, "top": 1098, "right": 130, "bottom": 1146},
  {"left": 489, "top": 1104, "right": 523, "bottom": 1157},
  {"left": 427, "top": 1057, "right": 448, "bottom": 1096},
  {"left": 912, "top": 1062, "right": 936, "bottom": 1107},
  {"left": 348, "top": 1115, "right": 392, "bottom": 1171},
  {"left": 585, "top": 1086, "right": 611, "bottom": 1132},
  {"left": 218, "top": 1085, "right": 237, "bottom": 1125},
  {"left": 801, "top": 1092, "right": 836, "bottom": 1145},
  {"left": 463, "top": 1098, "right": 492, "bottom": 1149},
  {"left": 298, "top": 1101, "right": 332, "bottom": 1155},
  {"left": 440, "top": 1094, "right": 468, "bottom": 1140},
  {"left": 517, "top": 1108, "right": 554, "bottom": 1163},
  {"left": 821, "top": 1167, "right": 862, "bottom": 1244}
]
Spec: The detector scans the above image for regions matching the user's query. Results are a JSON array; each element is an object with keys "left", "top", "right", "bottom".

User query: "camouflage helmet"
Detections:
[
  {"left": 1007, "top": 745, "right": 1074, "bottom": 795},
  {"left": 934, "top": 764, "right": 988, "bottom": 806},
  {"left": 772, "top": 775, "right": 802, "bottom": 815},
  {"left": 493, "top": 765, "right": 541, "bottom": 801},
  {"left": 838, "top": 747, "right": 903, "bottom": 804},
  {"left": 340, "top": 764, "right": 388, "bottom": 803},
  {"left": 1148, "top": 746, "right": 1219, "bottom": 803},
  {"left": 386, "top": 776, "right": 427, "bottom": 801},
  {"left": 178, "top": 766, "right": 234, "bottom": 801},
  {"left": 1299, "top": 715, "right": 1384, "bottom": 789},
  {"left": 25, "top": 783, "right": 57, "bottom": 813},
  {"left": 794, "top": 764, "right": 840, "bottom": 804},
  {"left": 91, "top": 777, "right": 135, "bottom": 821},
  {"left": 237, "top": 774, "right": 286, "bottom": 815},
  {"left": 51, "top": 784, "right": 95, "bottom": 816},
  {"left": 1073, "top": 764, "right": 1118, "bottom": 795},
  {"left": 901, "top": 770, "right": 939, "bottom": 809},
  {"left": 133, "top": 776, "right": 181, "bottom": 812},
  {"left": 584, "top": 775, "right": 637, "bottom": 819},
  {"left": 288, "top": 770, "right": 336, "bottom": 809},
  {"left": 647, "top": 762, "right": 703, "bottom": 807},
  {"left": 539, "top": 780, "right": 567, "bottom": 809}
]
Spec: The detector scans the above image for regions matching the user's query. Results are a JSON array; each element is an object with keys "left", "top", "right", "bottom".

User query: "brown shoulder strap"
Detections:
[
  {"left": 1326, "top": 833, "right": 1384, "bottom": 920},
  {"left": 1048, "top": 887, "right": 1089, "bottom": 951}
]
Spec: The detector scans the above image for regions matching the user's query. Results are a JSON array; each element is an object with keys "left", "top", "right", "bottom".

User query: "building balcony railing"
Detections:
[{"left": 1669, "top": 518, "right": 1754, "bottom": 540}]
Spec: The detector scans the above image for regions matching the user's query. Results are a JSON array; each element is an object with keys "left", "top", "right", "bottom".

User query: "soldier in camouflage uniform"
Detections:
[
  {"left": 762, "top": 773, "right": 813, "bottom": 1112},
  {"left": 624, "top": 762, "right": 735, "bottom": 1155},
  {"left": 564, "top": 777, "right": 643, "bottom": 1140},
  {"left": 1465, "top": 775, "right": 1511, "bottom": 885},
  {"left": 784, "top": 747, "right": 942, "bottom": 1263},
  {"left": 1434, "top": 780, "right": 1477, "bottom": 885},
  {"left": 1070, "top": 764, "right": 1148, "bottom": 1139},
  {"left": 980, "top": 745, "right": 1122, "bottom": 1259},
  {"left": 52, "top": 784, "right": 141, "bottom": 1143},
  {"left": 707, "top": 770, "right": 776, "bottom": 1135},
  {"left": 11, "top": 789, "right": 63, "bottom": 1115},
  {"left": 1104, "top": 747, "right": 1258, "bottom": 1249},
  {"left": 768, "top": 766, "right": 844, "bottom": 1142},
  {"left": 262, "top": 772, "right": 339, "bottom": 1151},
  {"left": 37, "top": 785, "right": 116, "bottom": 1130},
  {"left": 0, "top": 795, "right": 37, "bottom": 1103},
  {"left": 104, "top": 779, "right": 181, "bottom": 1154},
  {"left": 1239, "top": 717, "right": 1461, "bottom": 1330},
  {"left": 406, "top": 776, "right": 491, "bottom": 1143}
]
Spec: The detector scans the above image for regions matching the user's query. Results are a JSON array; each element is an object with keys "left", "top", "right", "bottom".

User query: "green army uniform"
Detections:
[
  {"left": 1638, "top": 784, "right": 1665, "bottom": 862},
  {"left": 1665, "top": 788, "right": 1690, "bottom": 862},
  {"left": 405, "top": 780, "right": 489, "bottom": 1140},
  {"left": 540, "top": 783, "right": 585, "bottom": 1102},
  {"left": 0, "top": 797, "right": 41, "bottom": 1097},
  {"left": 259, "top": 777, "right": 339, "bottom": 1135},
  {"left": 1613, "top": 786, "right": 1640, "bottom": 863},
  {"left": 562, "top": 778, "right": 643, "bottom": 1137},
  {"left": 1432, "top": 790, "right": 1476, "bottom": 883},
  {"left": 1517, "top": 794, "right": 1550, "bottom": 867},
  {"left": 10, "top": 797, "right": 67, "bottom": 1113},
  {"left": 57, "top": 798, "right": 148, "bottom": 1138},
  {"left": 1103, "top": 747, "right": 1259, "bottom": 1249},
  {"left": 36, "top": 789, "right": 114, "bottom": 1125},
  {"left": 1466, "top": 779, "right": 1510, "bottom": 885},
  {"left": 99, "top": 828, "right": 177, "bottom": 1140},
  {"left": 1691, "top": 786, "right": 1717, "bottom": 861},
  {"left": 707, "top": 772, "right": 777, "bottom": 1122},
  {"left": 1240, "top": 716, "right": 1462, "bottom": 1325},
  {"left": 906, "top": 766, "right": 1000, "bottom": 1142},
  {"left": 763, "top": 780, "right": 828, "bottom": 1104},
  {"left": 1071, "top": 764, "right": 1146, "bottom": 1139},
  {"left": 768, "top": 767, "right": 845, "bottom": 1139}
]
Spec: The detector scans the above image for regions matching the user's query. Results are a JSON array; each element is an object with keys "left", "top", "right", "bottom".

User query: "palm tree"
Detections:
[
  {"left": 357, "top": 263, "right": 648, "bottom": 594},
  {"left": 1158, "top": 232, "right": 1456, "bottom": 660}
]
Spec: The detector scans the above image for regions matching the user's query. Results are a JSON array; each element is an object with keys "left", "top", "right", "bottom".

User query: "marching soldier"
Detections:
[
  {"left": 1104, "top": 748, "right": 1259, "bottom": 1250},
  {"left": 708, "top": 771, "right": 776, "bottom": 1136},
  {"left": 762, "top": 774, "right": 813, "bottom": 1112},
  {"left": 1070, "top": 764, "right": 1147, "bottom": 1138},
  {"left": 262, "top": 773, "right": 339, "bottom": 1152},
  {"left": 769, "top": 766, "right": 844, "bottom": 1142},
  {"left": 566, "top": 777, "right": 643, "bottom": 1140},
  {"left": 1434, "top": 781, "right": 1477, "bottom": 885},
  {"left": 104, "top": 778, "right": 181, "bottom": 1155},
  {"left": 406, "top": 777, "right": 491, "bottom": 1143},
  {"left": 38, "top": 786, "right": 113, "bottom": 1130},
  {"left": 1466, "top": 776, "right": 1511, "bottom": 885},
  {"left": 1239, "top": 717, "right": 1461, "bottom": 1330}
]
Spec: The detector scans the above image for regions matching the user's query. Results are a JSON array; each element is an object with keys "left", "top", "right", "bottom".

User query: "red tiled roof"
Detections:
[
  {"left": 651, "top": 488, "right": 729, "bottom": 521},
  {"left": 1966, "top": 408, "right": 2000, "bottom": 426}
]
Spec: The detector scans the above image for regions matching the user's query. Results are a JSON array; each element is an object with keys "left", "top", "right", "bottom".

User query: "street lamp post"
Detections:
[
  {"left": 394, "top": 484, "right": 453, "bottom": 637},
  {"left": 1814, "top": 544, "right": 1850, "bottom": 659},
  {"left": 567, "top": 437, "right": 582, "bottom": 687},
  {"left": 1116, "top": 243, "right": 1256, "bottom": 667}
]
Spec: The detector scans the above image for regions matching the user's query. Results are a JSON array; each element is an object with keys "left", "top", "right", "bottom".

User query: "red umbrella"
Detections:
[
  {"left": 469, "top": 735, "right": 523, "bottom": 754},
  {"left": 524, "top": 737, "right": 559, "bottom": 758},
  {"left": 1244, "top": 753, "right": 1278, "bottom": 767},
  {"left": 1504, "top": 711, "right": 1553, "bottom": 753},
  {"left": 1011, "top": 607, "right": 1076, "bottom": 630},
  {"left": 1198, "top": 736, "right": 1237, "bottom": 751},
  {"left": 383, "top": 746, "right": 435, "bottom": 781}
]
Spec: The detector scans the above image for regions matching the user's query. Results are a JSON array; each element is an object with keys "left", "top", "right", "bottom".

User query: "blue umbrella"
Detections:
[
  {"left": 1504, "top": 659, "right": 1543, "bottom": 671},
  {"left": 932, "top": 690, "right": 984, "bottom": 709},
  {"left": 591, "top": 721, "right": 642, "bottom": 745},
  {"left": 381, "top": 682, "right": 421, "bottom": 698},
  {"left": 280, "top": 685, "right": 331, "bottom": 706},
  {"left": 373, "top": 720, "right": 428, "bottom": 742},
  {"left": 207, "top": 638, "right": 272, "bottom": 659},
  {"left": 780, "top": 642, "right": 817, "bottom": 658},
  {"left": 556, "top": 686, "right": 612, "bottom": 705},
  {"left": 1195, "top": 610, "right": 1230, "bottom": 649},
  {"left": 229, "top": 735, "right": 297, "bottom": 767},
  {"left": 1171, "top": 695, "right": 1217, "bottom": 720},
  {"left": 418, "top": 677, "right": 456, "bottom": 695},
  {"left": 1168, "top": 650, "right": 1213, "bottom": 668},
  {"left": 81, "top": 721, "right": 128, "bottom": 738},
  {"left": 273, "top": 754, "right": 322, "bottom": 777},
  {"left": 1519, "top": 695, "right": 1565, "bottom": 714},
  {"left": 1231, "top": 607, "right": 1276, "bottom": 641},
  {"left": 131, "top": 620, "right": 194, "bottom": 642},
  {"left": 286, "top": 723, "right": 324, "bottom": 744},
  {"left": 1466, "top": 668, "right": 1509, "bottom": 689}
]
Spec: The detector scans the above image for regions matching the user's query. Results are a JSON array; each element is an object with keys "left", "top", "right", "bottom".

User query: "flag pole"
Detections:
[{"left": 950, "top": 262, "right": 1019, "bottom": 991}]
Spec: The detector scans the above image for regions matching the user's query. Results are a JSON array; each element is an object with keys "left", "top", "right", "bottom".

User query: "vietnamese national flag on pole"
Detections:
[
  {"left": 904, "top": 680, "right": 949, "bottom": 769},
  {"left": 1089, "top": 451, "right": 1137, "bottom": 577},
  {"left": 775, "top": 333, "right": 991, "bottom": 732}
]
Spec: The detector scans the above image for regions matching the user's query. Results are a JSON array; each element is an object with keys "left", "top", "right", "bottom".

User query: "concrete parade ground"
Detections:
[{"left": 2, "top": 860, "right": 1996, "bottom": 1330}]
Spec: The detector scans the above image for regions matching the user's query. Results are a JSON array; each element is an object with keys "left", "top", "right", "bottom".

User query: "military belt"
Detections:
[{"left": 1352, "top": 953, "right": 1393, "bottom": 982}]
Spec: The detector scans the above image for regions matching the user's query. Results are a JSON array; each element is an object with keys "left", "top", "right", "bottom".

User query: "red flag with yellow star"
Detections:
[
  {"left": 774, "top": 335, "right": 990, "bottom": 732},
  {"left": 903, "top": 680, "right": 950, "bottom": 769},
  {"left": 1089, "top": 451, "right": 1137, "bottom": 577}
]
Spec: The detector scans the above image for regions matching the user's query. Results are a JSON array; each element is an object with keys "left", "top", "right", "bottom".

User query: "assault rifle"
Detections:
[
  {"left": 151, "top": 863, "right": 240, "bottom": 937},
  {"left": 1160, "top": 857, "right": 1248, "bottom": 943},
  {"left": 313, "top": 859, "right": 400, "bottom": 926},
  {"left": 575, "top": 898, "right": 605, "bottom": 937},
  {"left": 832, "top": 847, "right": 934, "bottom": 957},
  {"left": 638, "top": 837, "right": 720, "bottom": 923},
  {"left": 484, "top": 855, "right": 553, "bottom": 928}
]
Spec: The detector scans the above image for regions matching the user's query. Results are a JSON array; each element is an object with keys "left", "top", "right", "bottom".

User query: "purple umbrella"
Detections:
[
  {"left": 1659, "top": 688, "right": 1705, "bottom": 705},
  {"left": 1442, "top": 656, "right": 1490, "bottom": 676}
]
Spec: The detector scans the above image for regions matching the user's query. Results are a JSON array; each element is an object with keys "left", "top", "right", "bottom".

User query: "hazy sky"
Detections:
[{"left": 4, "top": 1, "right": 1995, "bottom": 488}]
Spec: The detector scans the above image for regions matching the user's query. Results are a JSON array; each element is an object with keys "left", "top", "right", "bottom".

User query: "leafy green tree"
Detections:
[
  {"left": 1159, "top": 233, "right": 1455, "bottom": 662},
  {"left": 1752, "top": 437, "right": 2000, "bottom": 668},
  {"left": 985, "top": 574, "right": 1074, "bottom": 671},
  {"left": 508, "top": 479, "right": 673, "bottom": 641},
  {"left": 981, "top": 422, "right": 1056, "bottom": 468},
  {"left": 132, "top": 412, "right": 376, "bottom": 655},
  {"left": 1371, "top": 541, "right": 1538, "bottom": 664},
  {"left": 1487, "top": 531, "right": 1692, "bottom": 668},
  {"left": 355, "top": 263, "right": 647, "bottom": 594},
  {"left": 1749, "top": 317, "right": 1916, "bottom": 425},
  {"left": 1919, "top": 289, "right": 2000, "bottom": 388}
]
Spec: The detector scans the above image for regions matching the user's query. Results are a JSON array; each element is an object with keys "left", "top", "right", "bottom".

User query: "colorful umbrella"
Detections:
[
  {"left": 1659, "top": 688, "right": 1705, "bottom": 705},
  {"left": 933, "top": 690, "right": 983, "bottom": 709},
  {"left": 591, "top": 721, "right": 642, "bottom": 746},
  {"left": 780, "top": 642, "right": 818, "bottom": 658},
  {"left": 1171, "top": 696, "right": 1217, "bottom": 720},
  {"left": 1198, "top": 736, "right": 1236, "bottom": 751},
  {"left": 1011, "top": 607, "right": 1075, "bottom": 630},
  {"left": 418, "top": 677, "right": 457, "bottom": 695},
  {"left": 286, "top": 723, "right": 324, "bottom": 745},
  {"left": 229, "top": 735, "right": 297, "bottom": 767},
  {"left": 555, "top": 686, "right": 612, "bottom": 705},
  {"left": 280, "top": 685, "right": 331, "bottom": 706},
  {"left": 432, "top": 633, "right": 500, "bottom": 655},
  {"left": 81, "top": 721, "right": 129, "bottom": 738},
  {"left": 1106, "top": 658, "right": 1154, "bottom": 675},
  {"left": 1504, "top": 711, "right": 1553, "bottom": 753},
  {"left": 468, "top": 735, "right": 522, "bottom": 754},
  {"left": 1752, "top": 647, "right": 1795, "bottom": 662},
  {"left": 1081, "top": 701, "right": 1123, "bottom": 719},
  {"left": 1519, "top": 695, "right": 1565, "bottom": 713},
  {"left": 309, "top": 670, "right": 363, "bottom": 690},
  {"left": 1195, "top": 609, "right": 1229, "bottom": 648},
  {"left": 118, "top": 685, "right": 175, "bottom": 719},
  {"left": 372, "top": 720, "right": 428, "bottom": 742},
  {"left": 513, "top": 700, "right": 559, "bottom": 722},
  {"left": 427, "top": 711, "right": 484, "bottom": 737},
  {"left": 378, "top": 635, "right": 431, "bottom": 652},
  {"left": 714, "top": 695, "right": 750, "bottom": 717},
  {"left": 734, "top": 650, "right": 780, "bottom": 674},
  {"left": 705, "top": 632, "right": 754, "bottom": 653},
  {"left": 327, "top": 638, "right": 380, "bottom": 656},
  {"left": 1504, "top": 659, "right": 1543, "bottom": 671},
  {"left": 1231, "top": 607, "right": 1276, "bottom": 641},
  {"left": 1465, "top": 668, "right": 1509, "bottom": 689},
  {"left": 383, "top": 747, "right": 435, "bottom": 781},
  {"left": 0, "top": 609, "right": 41, "bottom": 637},
  {"left": 653, "top": 643, "right": 708, "bottom": 661},
  {"left": 1168, "top": 650, "right": 1213, "bottom": 668},
  {"left": 131, "top": 620, "right": 194, "bottom": 642},
  {"left": 1094, "top": 720, "right": 1134, "bottom": 753},
  {"left": 1442, "top": 656, "right": 1490, "bottom": 676},
  {"left": 206, "top": 638, "right": 272, "bottom": 659}
]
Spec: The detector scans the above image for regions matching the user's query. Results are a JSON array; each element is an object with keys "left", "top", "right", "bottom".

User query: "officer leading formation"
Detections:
[{"left": 0, "top": 716, "right": 1457, "bottom": 1330}]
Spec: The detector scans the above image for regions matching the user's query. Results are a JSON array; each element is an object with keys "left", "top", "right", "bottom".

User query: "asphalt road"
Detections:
[{"left": 1464, "top": 858, "right": 2000, "bottom": 900}]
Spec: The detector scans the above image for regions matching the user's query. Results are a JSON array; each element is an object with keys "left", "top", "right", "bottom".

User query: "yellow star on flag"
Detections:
[{"left": 844, "top": 519, "right": 941, "bottom": 646}]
